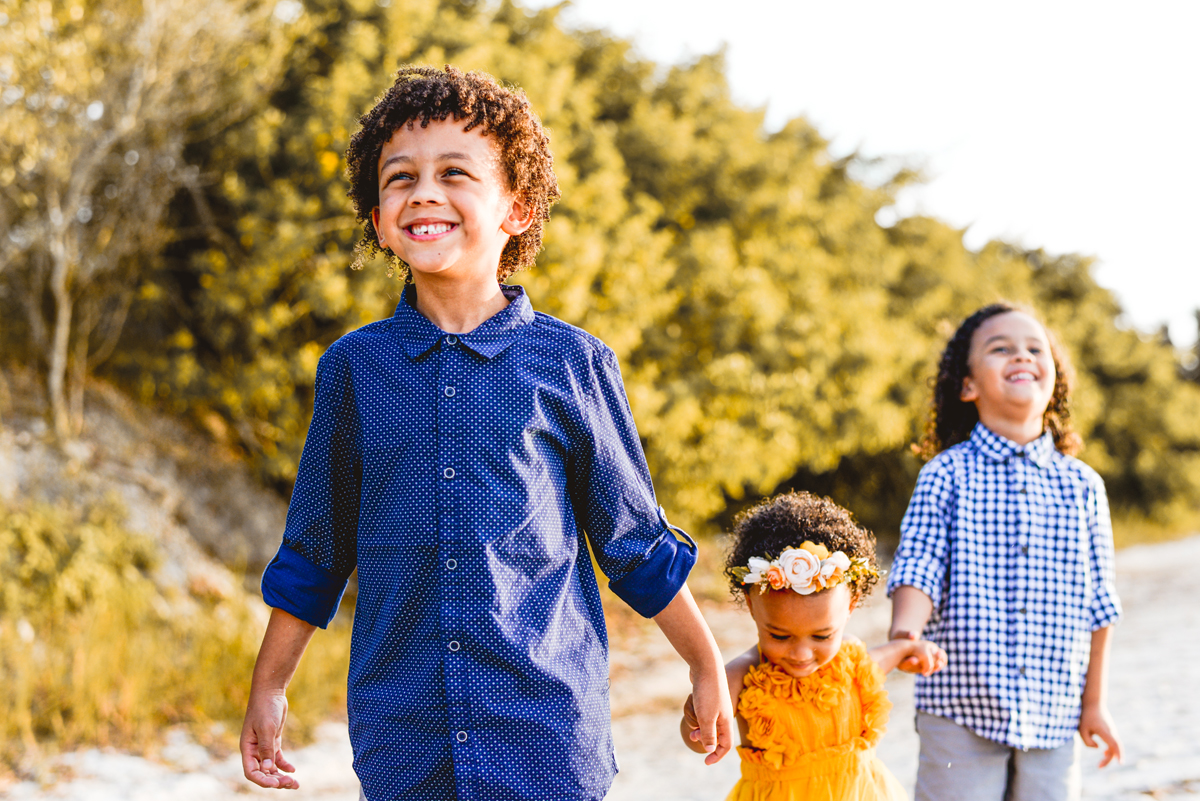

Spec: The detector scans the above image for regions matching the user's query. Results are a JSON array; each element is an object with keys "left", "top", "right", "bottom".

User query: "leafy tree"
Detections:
[{"left": 0, "top": 0, "right": 302, "bottom": 439}]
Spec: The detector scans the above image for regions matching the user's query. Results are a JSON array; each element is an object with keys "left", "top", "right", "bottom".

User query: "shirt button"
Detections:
[
  {"left": 1019, "top": 667, "right": 1026, "bottom": 676},
  {"left": 446, "top": 558, "right": 457, "bottom": 570},
  {"left": 448, "top": 641, "right": 460, "bottom": 652},
  {"left": 1020, "top": 546, "right": 1029, "bottom": 555},
  {"left": 1020, "top": 487, "right": 1027, "bottom": 494},
  {"left": 443, "top": 467, "right": 455, "bottom": 479},
  {"left": 456, "top": 731, "right": 468, "bottom": 743},
  {"left": 444, "top": 386, "right": 456, "bottom": 397},
  {"left": 446, "top": 335, "right": 458, "bottom": 345},
  {"left": 1019, "top": 608, "right": 1027, "bottom": 614}
]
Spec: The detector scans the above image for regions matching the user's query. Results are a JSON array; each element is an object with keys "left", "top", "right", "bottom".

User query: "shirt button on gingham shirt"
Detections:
[{"left": 887, "top": 423, "right": 1122, "bottom": 749}]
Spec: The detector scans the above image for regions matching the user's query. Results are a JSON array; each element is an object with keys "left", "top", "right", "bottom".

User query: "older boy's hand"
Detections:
[
  {"left": 689, "top": 661, "right": 735, "bottom": 765},
  {"left": 241, "top": 690, "right": 300, "bottom": 789},
  {"left": 1079, "top": 702, "right": 1123, "bottom": 768}
]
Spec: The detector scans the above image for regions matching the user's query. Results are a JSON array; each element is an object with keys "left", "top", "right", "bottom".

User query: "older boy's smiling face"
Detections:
[
  {"left": 961, "top": 311, "right": 1057, "bottom": 428},
  {"left": 372, "top": 119, "right": 531, "bottom": 283}
]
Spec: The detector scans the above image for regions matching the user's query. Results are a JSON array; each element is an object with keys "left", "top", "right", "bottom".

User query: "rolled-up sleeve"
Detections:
[
  {"left": 888, "top": 457, "right": 955, "bottom": 608},
  {"left": 570, "top": 346, "right": 695, "bottom": 618},
  {"left": 1084, "top": 474, "right": 1122, "bottom": 630},
  {"left": 261, "top": 346, "right": 361, "bottom": 628}
]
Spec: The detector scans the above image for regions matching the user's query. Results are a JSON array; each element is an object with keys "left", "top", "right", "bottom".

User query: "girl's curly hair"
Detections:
[
  {"left": 724, "top": 492, "right": 880, "bottom": 603},
  {"left": 914, "top": 302, "right": 1081, "bottom": 461},
  {"left": 344, "top": 65, "right": 560, "bottom": 280}
]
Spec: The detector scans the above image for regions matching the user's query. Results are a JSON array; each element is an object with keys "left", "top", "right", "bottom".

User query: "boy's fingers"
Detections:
[
  {"left": 1080, "top": 728, "right": 1097, "bottom": 748},
  {"left": 704, "top": 713, "right": 734, "bottom": 765}
]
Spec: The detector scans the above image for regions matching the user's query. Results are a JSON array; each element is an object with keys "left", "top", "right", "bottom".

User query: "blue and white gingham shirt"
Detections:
[
  {"left": 261, "top": 285, "right": 695, "bottom": 800},
  {"left": 888, "top": 423, "right": 1122, "bottom": 749}
]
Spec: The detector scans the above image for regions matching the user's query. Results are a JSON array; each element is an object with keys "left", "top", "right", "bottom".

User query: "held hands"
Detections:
[
  {"left": 1079, "top": 702, "right": 1124, "bottom": 768},
  {"left": 682, "top": 666, "right": 735, "bottom": 764},
  {"left": 241, "top": 690, "right": 300, "bottom": 790},
  {"left": 893, "top": 632, "right": 948, "bottom": 676}
]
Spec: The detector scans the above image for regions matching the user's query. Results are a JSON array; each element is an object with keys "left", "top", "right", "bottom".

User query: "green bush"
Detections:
[{"left": 0, "top": 498, "right": 352, "bottom": 768}]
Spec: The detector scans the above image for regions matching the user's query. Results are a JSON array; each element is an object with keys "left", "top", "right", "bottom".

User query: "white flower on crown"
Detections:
[{"left": 777, "top": 547, "right": 822, "bottom": 595}]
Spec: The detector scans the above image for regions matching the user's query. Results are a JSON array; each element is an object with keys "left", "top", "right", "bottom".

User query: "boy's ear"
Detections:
[
  {"left": 960, "top": 375, "right": 979, "bottom": 403},
  {"left": 500, "top": 195, "right": 535, "bottom": 236},
  {"left": 371, "top": 207, "right": 387, "bottom": 248}
]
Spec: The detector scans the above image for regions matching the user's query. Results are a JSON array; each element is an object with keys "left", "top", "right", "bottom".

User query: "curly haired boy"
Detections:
[{"left": 240, "top": 66, "right": 733, "bottom": 801}]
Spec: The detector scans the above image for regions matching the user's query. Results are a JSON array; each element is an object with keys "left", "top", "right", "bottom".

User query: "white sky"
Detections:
[{"left": 524, "top": 0, "right": 1200, "bottom": 345}]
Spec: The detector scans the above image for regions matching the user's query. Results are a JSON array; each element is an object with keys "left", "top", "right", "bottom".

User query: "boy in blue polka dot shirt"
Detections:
[{"left": 239, "top": 65, "right": 734, "bottom": 801}]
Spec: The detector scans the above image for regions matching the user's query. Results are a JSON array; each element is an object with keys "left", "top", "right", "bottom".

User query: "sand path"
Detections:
[{"left": 5, "top": 535, "right": 1198, "bottom": 800}]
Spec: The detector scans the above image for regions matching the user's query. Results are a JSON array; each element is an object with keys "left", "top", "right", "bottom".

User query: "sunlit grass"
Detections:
[{"left": 0, "top": 498, "right": 352, "bottom": 773}]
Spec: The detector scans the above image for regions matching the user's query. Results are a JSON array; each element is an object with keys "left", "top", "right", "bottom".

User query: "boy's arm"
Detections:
[
  {"left": 241, "top": 608, "right": 318, "bottom": 790},
  {"left": 1079, "top": 625, "right": 1123, "bottom": 768},
  {"left": 655, "top": 585, "right": 734, "bottom": 765}
]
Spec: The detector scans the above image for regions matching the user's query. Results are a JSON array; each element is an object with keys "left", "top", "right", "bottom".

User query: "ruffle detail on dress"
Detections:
[
  {"left": 854, "top": 648, "right": 891, "bottom": 748},
  {"left": 740, "top": 641, "right": 861, "bottom": 712}
]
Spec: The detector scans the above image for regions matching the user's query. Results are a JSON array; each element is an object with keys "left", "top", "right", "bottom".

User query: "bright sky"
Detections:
[{"left": 524, "top": 0, "right": 1200, "bottom": 346}]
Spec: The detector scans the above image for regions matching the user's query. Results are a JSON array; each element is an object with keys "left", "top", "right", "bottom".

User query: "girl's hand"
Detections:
[
  {"left": 1079, "top": 702, "right": 1123, "bottom": 768},
  {"left": 679, "top": 693, "right": 707, "bottom": 754}
]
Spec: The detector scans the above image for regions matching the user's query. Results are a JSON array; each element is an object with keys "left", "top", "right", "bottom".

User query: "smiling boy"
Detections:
[{"left": 239, "top": 66, "right": 733, "bottom": 801}]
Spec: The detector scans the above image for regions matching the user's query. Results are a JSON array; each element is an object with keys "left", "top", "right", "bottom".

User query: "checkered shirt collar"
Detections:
[{"left": 969, "top": 421, "right": 1056, "bottom": 467}]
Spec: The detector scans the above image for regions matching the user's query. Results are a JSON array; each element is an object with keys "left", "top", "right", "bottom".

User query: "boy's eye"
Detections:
[
  {"left": 444, "top": 167, "right": 466, "bottom": 177},
  {"left": 383, "top": 171, "right": 412, "bottom": 185}
]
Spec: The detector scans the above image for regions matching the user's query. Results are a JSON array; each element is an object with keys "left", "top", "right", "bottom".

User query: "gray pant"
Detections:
[{"left": 914, "top": 712, "right": 1082, "bottom": 801}]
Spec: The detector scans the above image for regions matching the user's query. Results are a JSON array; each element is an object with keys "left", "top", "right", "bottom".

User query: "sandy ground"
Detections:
[{"left": 5, "top": 535, "right": 1198, "bottom": 800}]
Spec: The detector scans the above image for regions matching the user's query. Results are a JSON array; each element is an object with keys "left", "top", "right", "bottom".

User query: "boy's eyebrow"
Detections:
[
  {"left": 982, "top": 334, "right": 1047, "bottom": 347},
  {"left": 380, "top": 151, "right": 476, "bottom": 170}
]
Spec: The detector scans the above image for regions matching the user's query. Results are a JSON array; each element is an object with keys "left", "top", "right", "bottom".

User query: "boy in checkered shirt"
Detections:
[{"left": 888, "top": 303, "right": 1123, "bottom": 801}]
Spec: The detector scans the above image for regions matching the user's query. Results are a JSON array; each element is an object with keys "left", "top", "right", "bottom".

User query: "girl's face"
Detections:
[
  {"left": 961, "top": 311, "right": 1057, "bottom": 423},
  {"left": 744, "top": 584, "right": 854, "bottom": 678}
]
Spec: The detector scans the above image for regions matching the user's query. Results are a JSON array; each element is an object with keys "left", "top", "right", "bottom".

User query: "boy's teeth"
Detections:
[
  {"left": 410, "top": 223, "right": 452, "bottom": 236},
  {"left": 1010, "top": 372, "right": 1035, "bottom": 381}
]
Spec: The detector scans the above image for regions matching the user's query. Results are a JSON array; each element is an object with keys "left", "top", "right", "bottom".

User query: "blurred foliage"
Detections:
[
  {"left": 0, "top": 0, "right": 305, "bottom": 439},
  {"left": 2, "top": 0, "right": 1198, "bottom": 537},
  {"left": 0, "top": 497, "right": 351, "bottom": 768}
]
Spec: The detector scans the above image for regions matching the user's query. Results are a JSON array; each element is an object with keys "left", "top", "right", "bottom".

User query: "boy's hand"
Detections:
[
  {"left": 241, "top": 690, "right": 300, "bottom": 789},
  {"left": 899, "top": 639, "right": 948, "bottom": 676},
  {"left": 689, "top": 662, "right": 735, "bottom": 765},
  {"left": 1079, "top": 702, "right": 1123, "bottom": 768}
]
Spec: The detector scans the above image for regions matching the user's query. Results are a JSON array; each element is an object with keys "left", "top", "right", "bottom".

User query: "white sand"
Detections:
[{"left": 5, "top": 535, "right": 1198, "bottom": 800}]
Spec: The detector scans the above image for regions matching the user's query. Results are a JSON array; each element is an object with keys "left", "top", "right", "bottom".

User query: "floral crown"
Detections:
[{"left": 731, "top": 541, "right": 878, "bottom": 596}]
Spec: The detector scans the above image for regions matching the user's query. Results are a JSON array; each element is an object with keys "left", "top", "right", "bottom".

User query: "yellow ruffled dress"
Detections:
[{"left": 728, "top": 640, "right": 906, "bottom": 801}]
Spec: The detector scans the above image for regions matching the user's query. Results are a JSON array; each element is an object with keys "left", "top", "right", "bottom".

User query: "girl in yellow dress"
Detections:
[{"left": 681, "top": 492, "right": 947, "bottom": 801}]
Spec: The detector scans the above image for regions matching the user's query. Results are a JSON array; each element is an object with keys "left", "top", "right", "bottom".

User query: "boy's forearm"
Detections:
[
  {"left": 653, "top": 584, "right": 722, "bottom": 674},
  {"left": 1081, "top": 625, "right": 1113, "bottom": 709},
  {"left": 889, "top": 585, "right": 934, "bottom": 639},
  {"left": 251, "top": 607, "right": 318, "bottom": 696}
]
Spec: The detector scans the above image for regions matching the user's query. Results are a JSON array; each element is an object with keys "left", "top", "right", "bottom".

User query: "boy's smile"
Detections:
[
  {"left": 745, "top": 584, "right": 854, "bottom": 678},
  {"left": 371, "top": 119, "right": 531, "bottom": 283},
  {"left": 961, "top": 311, "right": 1056, "bottom": 439}
]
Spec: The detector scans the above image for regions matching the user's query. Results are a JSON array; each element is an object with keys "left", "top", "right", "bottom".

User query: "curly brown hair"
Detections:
[
  {"left": 344, "top": 65, "right": 560, "bottom": 280},
  {"left": 914, "top": 303, "right": 1081, "bottom": 460},
  {"left": 724, "top": 492, "right": 880, "bottom": 603}
]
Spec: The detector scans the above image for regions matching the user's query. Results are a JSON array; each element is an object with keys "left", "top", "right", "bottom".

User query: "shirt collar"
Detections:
[
  {"left": 970, "top": 422, "right": 1056, "bottom": 467},
  {"left": 392, "top": 284, "right": 535, "bottom": 360}
]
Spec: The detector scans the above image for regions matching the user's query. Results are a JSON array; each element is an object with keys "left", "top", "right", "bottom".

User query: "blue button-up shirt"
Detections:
[
  {"left": 888, "top": 423, "right": 1122, "bottom": 749},
  {"left": 261, "top": 285, "right": 695, "bottom": 800}
]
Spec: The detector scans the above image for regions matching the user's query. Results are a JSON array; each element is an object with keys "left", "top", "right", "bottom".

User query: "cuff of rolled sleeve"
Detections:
[
  {"left": 608, "top": 507, "right": 697, "bottom": 619},
  {"left": 261, "top": 544, "right": 349, "bottom": 629}
]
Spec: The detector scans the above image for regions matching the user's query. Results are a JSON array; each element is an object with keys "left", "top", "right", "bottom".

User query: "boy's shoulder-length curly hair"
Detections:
[
  {"left": 915, "top": 302, "right": 1081, "bottom": 461},
  {"left": 724, "top": 491, "right": 880, "bottom": 603},
  {"left": 344, "top": 65, "right": 560, "bottom": 281}
]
